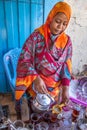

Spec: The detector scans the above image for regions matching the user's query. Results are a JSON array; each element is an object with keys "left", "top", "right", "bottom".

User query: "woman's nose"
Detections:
[{"left": 57, "top": 23, "right": 63, "bottom": 29}]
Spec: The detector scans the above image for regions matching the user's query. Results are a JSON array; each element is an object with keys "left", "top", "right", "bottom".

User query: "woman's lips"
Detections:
[{"left": 54, "top": 29, "right": 62, "bottom": 34}]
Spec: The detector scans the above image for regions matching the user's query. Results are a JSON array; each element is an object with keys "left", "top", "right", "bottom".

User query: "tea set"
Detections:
[{"left": 0, "top": 78, "right": 87, "bottom": 130}]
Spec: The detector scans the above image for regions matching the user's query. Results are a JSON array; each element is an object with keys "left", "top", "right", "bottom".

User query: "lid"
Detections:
[{"left": 36, "top": 93, "right": 51, "bottom": 106}]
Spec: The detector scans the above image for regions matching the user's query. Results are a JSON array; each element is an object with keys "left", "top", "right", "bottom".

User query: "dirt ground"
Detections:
[{"left": 0, "top": 93, "right": 17, "bottom": 121}]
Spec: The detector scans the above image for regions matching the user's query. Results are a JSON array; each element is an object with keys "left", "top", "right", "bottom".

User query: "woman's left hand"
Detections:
[{"left": 62, "top": 86, "right": 69, "bottom": 104}]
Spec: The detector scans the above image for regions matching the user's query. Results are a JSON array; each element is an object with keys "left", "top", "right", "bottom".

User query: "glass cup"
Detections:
[
  {"left": 43, "top": 111, "right": 51, "bottom": 122},
  {"left": 50, "top": 113, "right": 57, "bottom": 123},
  {"left": 39, "top": 121, "right": 49, "bottom": 130},
  {"left": 49, "top": 122, "right": 59, "bottom": 130},
  {"left": 13, "top": 120, "right": 25, "bottom": 129},
  {"left": 59, "top": 117, "right": 72, "bottom": 130},
  {"left": 31, "top": 113, "right": 40, "bottom": 124},
  {"left": 72, "top": 109, "right": 80, "bottom": 122},
  {"left": 26, "top": 123, "right": 34, "bottom": 130},
  {"left": 35, "top": 123, "right": 41, "bottom": 130}
]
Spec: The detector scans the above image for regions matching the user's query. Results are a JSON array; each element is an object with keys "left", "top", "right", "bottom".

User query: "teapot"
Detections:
[{"left": 32, "top": 84, "right": 55, "bottom": 112}]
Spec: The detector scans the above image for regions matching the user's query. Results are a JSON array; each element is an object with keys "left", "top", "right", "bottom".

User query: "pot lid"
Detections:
[{"left": 36, "top": 93, "right": 51, "bottom": 106}]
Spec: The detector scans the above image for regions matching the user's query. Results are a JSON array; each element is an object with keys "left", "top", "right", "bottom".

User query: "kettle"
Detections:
[{"left": 32, "top": 84, "right": 55, "bottom": 113}]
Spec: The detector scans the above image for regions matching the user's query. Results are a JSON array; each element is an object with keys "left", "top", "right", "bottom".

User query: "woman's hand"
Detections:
[
  {"left": 33, "top": 76, "right": 48, "bottom": 94},
  {"left": 62, "top": 86, "right": 69, "bottom": 104}
]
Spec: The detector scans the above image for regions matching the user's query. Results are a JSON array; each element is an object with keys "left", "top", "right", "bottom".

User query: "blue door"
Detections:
[{"left": 0, "top": 0, "right": 62, "bottom": 93}]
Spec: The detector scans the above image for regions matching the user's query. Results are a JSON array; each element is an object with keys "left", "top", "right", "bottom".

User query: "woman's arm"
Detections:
[
  {"left": 61, "top": 36, "right": 72, "bottom": 86},
  {"left": 61, "top": 37, "right": 72, "bottom": 103},
  {"left": 15, "top": 31, "right": 48, "bottom": 100},
  {"left": 15, "top": 32, "right": 39, "bottom": 100}
]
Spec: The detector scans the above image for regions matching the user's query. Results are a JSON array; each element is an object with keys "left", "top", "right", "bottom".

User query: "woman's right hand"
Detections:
[{"left": 33, "top": 76, "right": 48, "bottom": 94}]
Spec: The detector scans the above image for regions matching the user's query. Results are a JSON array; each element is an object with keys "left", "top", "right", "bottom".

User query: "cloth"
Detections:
[{"left": 15, "top": 1, "right": 72, "bottom": 100}]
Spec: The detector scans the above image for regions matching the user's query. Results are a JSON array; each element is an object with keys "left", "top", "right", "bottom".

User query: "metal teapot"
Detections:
[{"left": 32, "top": 85, "right": 55, "bottom": 112}]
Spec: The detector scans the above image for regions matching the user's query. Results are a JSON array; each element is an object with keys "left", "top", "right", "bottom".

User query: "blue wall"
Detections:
[{"left": 0, "top": 0, "right": 62, "bottom": 93}]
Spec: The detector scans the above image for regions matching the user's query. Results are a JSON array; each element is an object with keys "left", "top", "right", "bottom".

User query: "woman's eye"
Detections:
[
  {"left": 63, "top": 24, "right": 66, "bottom": 26},
  {"left": 56, "top": 20, "right": 61, "bottom": 23},
  {"left": 63, "top": 23, "right": 68, "bottom": 26}
]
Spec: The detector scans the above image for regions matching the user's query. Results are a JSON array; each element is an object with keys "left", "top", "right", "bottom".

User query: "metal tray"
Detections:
[{"left": 69, "top": 79, "right": 87, "bottom": 107}]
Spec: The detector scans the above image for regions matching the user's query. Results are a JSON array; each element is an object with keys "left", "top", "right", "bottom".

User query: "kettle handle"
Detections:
[
  {"left": 32, "top": 83, "right": 55, "bottom": 103},
  {"left": 46, "top": 93, "right": 55, "bottom": 103}
]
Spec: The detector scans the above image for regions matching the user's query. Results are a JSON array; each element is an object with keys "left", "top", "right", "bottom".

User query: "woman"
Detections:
[{"left": 15, "top": 1, "right": 72, "bottom": 111}]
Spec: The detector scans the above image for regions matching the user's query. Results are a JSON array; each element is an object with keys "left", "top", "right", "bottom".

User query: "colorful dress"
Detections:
[
  {"left": 15, "top": 1, "right": 72, "bottom": 101},
  {"left": 15, "top": 30, "right": 72, "bottom": 100}
]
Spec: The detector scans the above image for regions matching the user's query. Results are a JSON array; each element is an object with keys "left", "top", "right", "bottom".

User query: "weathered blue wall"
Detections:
[{"left": 0, "top": 0, "right": 62, "bottom": 93}]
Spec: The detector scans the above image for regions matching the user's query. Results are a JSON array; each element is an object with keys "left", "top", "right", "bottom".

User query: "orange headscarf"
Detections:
[
  {"left": 46, "top": 1, "right": 71, "bottom": 24},
  {"left": 37, "top": 1, "right": 72, "bottom": 48}
]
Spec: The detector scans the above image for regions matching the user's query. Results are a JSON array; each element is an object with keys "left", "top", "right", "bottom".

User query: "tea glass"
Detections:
[
  {"left": 26, "top": 123, "right": 34, "bottom": 130},
  {"left": 13, "top": 120, "right": 25, "bottom": 129},
  {"left": 48, "top": 122, "right": 59, "bottom": 130},
  {"left": 50, "top": 113, "right": 58, "bottom": 123},
  {"left": 43, "top": 111, "right": 51, "bottom": 122},
  {"left": 39, "top": 121, "right": 49, "bottom": 130},
  {"left": 31, "top": 113, "right": 40, "bottom": 124}
]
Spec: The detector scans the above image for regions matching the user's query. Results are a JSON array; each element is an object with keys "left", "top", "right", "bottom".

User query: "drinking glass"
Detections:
[
  {"left": 59, "top": 118, "right": 72, "bottom": 130},
  {"left": 13, "top": 120, "right": 25, "bottom": 129},
  {"left": 39, "top": 121, "right": 49, "bottom": 130},
  {"left": 43, "top": 111, "right": 51, "bottom": 122},
  {"left": 31, "top": 113, "right": 40, "bottom": 124}
]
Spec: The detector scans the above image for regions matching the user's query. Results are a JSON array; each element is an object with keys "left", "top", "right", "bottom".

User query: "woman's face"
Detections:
[{"left": 49, "top": 12, "right": 68, "bottom": 35}]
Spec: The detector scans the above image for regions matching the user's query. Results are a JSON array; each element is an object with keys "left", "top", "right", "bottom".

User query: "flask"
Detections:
[{"left": 21, "top": 97, "right": 30, "bottom": 122}]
